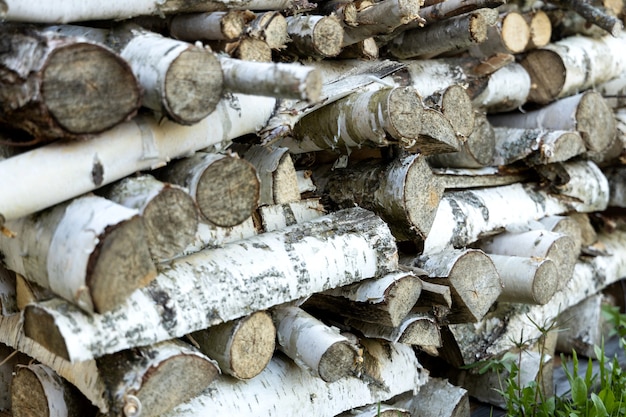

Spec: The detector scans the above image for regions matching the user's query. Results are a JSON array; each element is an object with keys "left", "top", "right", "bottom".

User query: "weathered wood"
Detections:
[
  {"left": 336, "top": 38, "right": 379, "bottom": 60},
  {"left": 96, "top": 339, "right": 220, "bottom": 417},
  {"left": 346, "top": 312, "right": 442, "bottom": 346},
  {"left": 418, "top": 0, "right": 504, "bottom": 25},
  {"left": 555, "top": 293, "right": 607, "bottom": 358},
  {"left": 220, "top": 57, "right": 321, "bottom": 101},
  {"left": 428, "top": 112, "right": 494, "bottom": 168},
  {"left": 424, "top": 160, "right": 609, "bottom": 254},
  {"left": 304, "top": 271, "right": 423, "bottom": 327},
  {"left": 468, "top": 11, "right": 530, "bottom": 56},
  {"left": 229, "top": 144, "right": 300, "bottom": 206},
  {"left": 0, "top": 343, "right": 29, "bottom": 411},
  {"left": 155, "top": 151, "right": 260, "bottom": 227},
  {"left": 413, "top": 277, "right": 453, "bottom": 310},
  {"left": 312, "top": 154, "right": 444, "bottom": 241},
  {"left": 539, "top": 214, "right": 583, "bottom": 256},
  {"left": 422, "top": 84, "right": 475, "bottom": 138},
  {"left": 336, "top": 404, "right": 410, "bottom": 417},
  {"left": 11, "top": 363, "right": 96, "bottom": 417},
  {"left": 22, "top": 207, "right": 398, "bottom": 362},
  {"left": 0, "top": 195, "right": 156, "bottom": 314},
  {"left": 286, "top": 15, "right": 344, "bottom": 58},
  {"left": 0, "top": 267, "right": 17, "bottom": 316},
  {"left": 388, "top": 9, "right": 493, "bottom": 59},
  {"left": 489, "top": 254, "right": 558, "bottom": 305},
  {"left": 169, "top": 11, "right": 254, "bottom": 41},
  {"left": 0, "top": 93, "right": 276, "bottom": 224},
  {"left": 15, "top": 273, "right": 54, "bottom": 311},
  {"left": 433, "top": 166, "right": 530, "bottom": 190},
  {"left": 317, "top": 0, "right": 358, "bottom": 26},
  {"left": 246, "top": 12, "right": 289, "bottom": 49},
  {"left": 99, "top": 175, "right": 198, "bottom": 262},
  {"left": 393, "top": 377, "right": 470, "bottom": 417},
  {"left": 491, "top": 127, "right": 585, "bottom": 166},
  {"left": 521, "top": 32, "right": 626, "bottom": 105},
  {"left": 597, "top": 73, "right": 626, "bottom": 109},
  {"left": 182, "top": 217, "right": 259, "bottom": 254},
  {"left": 163, "top": 340, "right": 426, "bottom": 417},
  {"left": 604, "top": 166, "right": 626, "bottom": 208},
  {"left": 223, "top": 36, "right": 273, "bottom": 61},
  {"left": 258, "top": 199, "right": 326, "bottom": 232},
  {"left": 189, "top": 311, "right": 275, "bottom": 380},
  {"left": 412, "top": 248, "right": 502, "bottom": 323},
  {"left": 0, "top": 25, "right": 140, "bottom": 143},
  {"left": 569, "top": 212, "right": 598, "bottom": 248},
  {"left": 549, "top": 0, "right": 623, "bottom": 36},
  {"left": 272, "top": 306, "right": 358, "bottom": 382}
]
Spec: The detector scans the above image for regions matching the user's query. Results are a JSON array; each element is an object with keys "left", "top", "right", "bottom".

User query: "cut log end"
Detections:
[
  {"left": 273, "top": 153, "right": 301, "bottom": 204},
  {"left": 577, "top": 91, "right": 616, "bottom": 154},
  {"left": 318, "top": 341, "right": 357, "bottom": 382},
  {"left": 415, "top": 109, "right": 461, "bottom": 154},
  {"left": 11, "top": 367, "right": 49, "bottom": 417},
  {"left": 528, "top": 10, "right": 551, "bottom": 49},
  {"left": 469, "top": 13, "right": 489, "bottom": 44},
  {"left": 520, "top": 49, "right": 566, "bottom": 105},
  {"left": 142, "top": 186, "right": 199, "bottom": 260},
  {"left": 164, "top": 48, "right": 224, "bottom": 124},
  {"left": 311, "top": 16, "right": 344, "bottom": 57},
  {"left": 89, "top": 216, "right": 157, "bottom": 313},
  {"left": 43, "top": 42, "right": 140, "bottom": 135},
  {"left": 23, "top": 305, "right": 69, "bottom": 360},
  {"left": 531, "top": 259, "right": 559, "bottom": 305},
  {"left": 500, "top": 12, "right": 530, "bottom": 53},
  {"left": 405, "top": 155, "right": 445, "bottom": 239},
  {"left": 387, "top": 87, "right": 424, "bottom": 145},
  {"left": 229, "top": 311, "right": 277, "bottom": 380},
  {"left": 196, "top": 157, "right": 260, "bottom": 227},
  {"left": 440, "top": 85, "right": 475, "bottom": 138}
]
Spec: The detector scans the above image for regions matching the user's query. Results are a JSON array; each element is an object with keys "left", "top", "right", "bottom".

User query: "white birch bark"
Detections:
[
  {"left": 0, "top": 94, "right": 276, "bottom": 224},
  {"left": 432, "top": 166, "right": 529, "bottom": 189},
  {"left": 539, "top": 215, "right": 583, "bottom": 256},
  {"left": 272, "top": 306, "right": 359, "bottom": 382},
  {"left": 489, "top": 255, "right": 558, "bottom": 305},
  {"left": 99, "top": 175, "right": 199, "bottom": 262},
  {"left": 0, "top": 195, "right": 157, "bottom": 314},
  {"left": 471, "top": 62, "right": 530, "bottom": 113},
  {"left": 169, "top": 11, "right": 253, "bottom": 41},
  {"left": 163, "top": 340, "right": 426, "bottom": 417},
  {"left": 604, "top": 166, "right": 626, "bottom": 208},
  {"left": 0, "top": 267, "right": 17, "bottom": 316},
  {"left": 392, "top": 377, "right": 470, "bottom": 417},
  {"left": 2, "top": 0, "right": 297, "bottom": 23},
  {"left": 22, "top": 207, "right": 398, "bottom": 362},
  {"left": 259, "top": 199, "right": 326, "bottom": 232},
  {"left": 449, "top": 228, "right": 626, "bottom": 364},
  {"left": 597, "top": 73, "right": 626, "bottom": 109},
  {"left": 220, "top": 57, "right": 322, "bottom": 101},
  {"left": 424, "top": 160, "right": 609, "bottom": 254}
]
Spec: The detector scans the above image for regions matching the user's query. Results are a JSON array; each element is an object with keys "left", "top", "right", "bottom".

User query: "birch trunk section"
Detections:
[
  {"left": 163, "top": 341, "right": 426, "bottom": 417},
  {"left": 168, "top": 11, "right": 253, "bottom": 42},
  {"left": 555, "top": 293, "right": 608, "bottom": 358},
  {"left": 286, "top": 15, "right": 344, "bottom": 58},
  {"left": 0, "top": 195, "right": 157, "bottom": 314},
  {"left": 0, "top": 94, "right": 276, "bottom": 224},
  {"left": 393, "top": 377, "right": 470, "bottom": 417},
  {"left": 488, "top": 255, "right": 558, "bottom": 305},
  {"left": 22, "top": 207, "right": 398, "bottom": 362}
]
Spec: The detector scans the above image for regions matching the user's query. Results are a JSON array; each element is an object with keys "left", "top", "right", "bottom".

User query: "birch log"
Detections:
[
  {"left": 491, "top": 127, "right": 585, "bottom": 166},
  {"left": 258, "top": 199, "right": 326, "bottom": 232},
  {"left": 418, "top": 0, "right": 504, "bottom": 25},
  {"left": 304, "top": 271, "right": 423, "bottom": 327},
  {"left": 222, "top": 36, "right": 273, "bottom": 61},
  {"left": 0, "top": 195, "right": 156, "bottom": 314},
  {"left": 220, "top": 57, "right": 322, "bottom": 101},
  {"left": 524, "top": 9, "right": 551, "bottom": 50},
  {"left": 604, "top": 166, "right": 626, "bottom": 208},
  {"left": 0, "top": 93, "right": 276, "bottom": 224},
  {"left": 0, "top": 267, "right": 17, "bottom": 316},
  {"left": 520, "top": 32, "right": 626, "bottom": 105},
  {"left": 272, "top": 306, "right": 359, "bottom": 382},
  {"left": 539, "top": 214, "right": 583, "bottom": 255},
  {"left": 336, "top": 404, "right": 410, "bottom": 417},
  {"left": 154, "top": 152, "right": 260, "bottom": 227},
  {"left": 345, "top": 312, "right": 442, "bottom": 346},
  {"left": 468, "top": 11, "right": 530, "bottom": 56},
  {"left": 393, "top": 377, "right": 470, "bottom": 417},
  {"left": 189, "top": 311, "right": 276, "bottom": 380},
  {"left": 286, "top": 15, "right": 344, "bottom": 58},
  {"left": 413, "top": 249, "right": 502, "bottom": 323},
  {"left": 0, "top": 25, "right": 140, "bottom": 143},
  {"left": 336, "top": 38, "right": 379, "bottom": 60},
  {"left": 246, "top": 11, "right": 289, "bottom": 50},
  {"left": 448, "top": 228, "right": 626, "bottom": 365},
  {"left": 11, "top": 363, "right": 96, "bottom": 417},
  {"left": 49, "top": 24, "right": 224, "bottom": 125},
  {"left": 470, "top": 62, "right": 531, "bottom": 113},
  {"left": 163, "top": 341, "right": 426, "bottom": 417},
  {"left": 229, "top": 144, "right": 300, "bottom": 205},
  {"left": 15, "top": 274, "right": 55, "bottom": 311},
  {"left": 312, "top": 154, "right": 444, "bottom": 241},
  {"left": 99, "top": 175, "right": 198, "bottom": 262},
  {"left": 0, "top": 344, "right": 29, "bottom": 411},
  {"left": 22, "top": 207, "right": 398, "bottom": 362},
  {"left": 555, "top": 293, "right": 608, "bottom": 358},
  {"left": 549, "top": 0, "right": 623, "bottom": 36},
  {"left": 489, "top": 255, "right": 558, "bottom": 305},
  {"left": 182, "top": 217, "right": 259, "bottom": 254},
  {"left": 169, "top": 11, "right": 254, "bottom": 41}
]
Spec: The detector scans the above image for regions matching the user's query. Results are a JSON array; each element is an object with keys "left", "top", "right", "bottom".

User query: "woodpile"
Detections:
[{"left": 0, "top": 0, "right": 625, "bottom": 415}]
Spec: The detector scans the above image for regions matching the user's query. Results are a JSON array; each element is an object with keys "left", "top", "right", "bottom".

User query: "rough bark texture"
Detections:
[
  {"left": 189, "top": 311, "right": 276, "bottom": 379},
  {"left": 155, "top": 151, "right": 260, "bottom": 227},
  {"left": 0, "top": 195, "right": 156, "bottom": 314},
  {"left": 22, "top": 207, "right": 398, "bottom": 362},
  {"left": 0, "top": 25, "right": 140, "bottom": 142}
]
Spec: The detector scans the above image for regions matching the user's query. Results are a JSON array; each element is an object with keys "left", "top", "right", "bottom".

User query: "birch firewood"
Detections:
[
  {"left": 489, "top": 255, "right": 558, "bottom": 305},
  {"left": 433, "top": 166, "right": 530, "bottom": 190},
  {"left": 246, "top": 11, "right": 290, "bottom": 50},
  {"left": 169, "top": 11, "right": 254, "bottom": 42},
  {"left": 336, "top": 404, "right": 410, "bottom": 417},
  {"left": 163, "top": 341, "right": 426, "bottom": 417},
  {"left": 229, "top": 144, "right": 300, "bottom": 205},
  {"left": 422, "top": 84, "right": 475, "bottom": 138},
  {"left": 0, "top": 93, "right": 276, "bottom": 224},
  {"left": 468, "top": 11, "right": 530, "bottom": 56},
  {"left": 597, "top": 73, "right": 626, "bottom": 109},
  {"left": 50, "top": 23, "right": 224, "bottom": 125},
  {"left": 154, "top": 151, "right": 260, "bottom": 227},
  {"left": 520, "top": 32, "right": 626, "bottom": 105},
  {"left": 312, "top": 154, "right": 444, "bottom": 241},
  {"left": 304, "top": 271, "right": 423, "bottom": 327},
  {"left": 539, "top": 214, "right": 583, "bottom": 256},
  {"left": 488, "top": 91, "right": 617, "bottom": 159},
  {"left": 524, "top": 9, "right": 551, "bottom": 50},
  {"left": 555, "top": 293, "right": 608, "bottom": 358},
  {"left": 11, "top": 363, "right": 96, "bottom": 417},
  {"left": 413, "top": 278, "right": 453, "bottom": 311},
  {"left": 15, "top": 274, "right": 55, "bottom": 311},
  {"left": 388, "top": 9, "right": 493, "bottom": 59},
  {"left": 221, "top": 36, "right": 273, "bottom": 61},
  {"left": 393, "top": 377, "right": 470, "bottom": 417},
  {"left": 0, "top": 267, "right": 17, "bottom": 317},
  {"left": 491, "top": 127, "right": 585, "bottom": 166},
  {"left": 345, "top": 312, "right": 442, "bottom": 346},
  {"left": 412, "top": 249, "right": 502, "bottom": 323},
  {"left": 448, "top": 228, "right": 626, "bottom": 365},
  {"left": 0, "top": 25, "right": 140, "bottom": 143},
  {"left": 0, "top": 344, "right": 29, "bottom": 411},
  {"left": 341, "top": 0, "right": 422, "bottom": 47},
  {"left": 182, "top": 217, "right": 259, "bottom": 254},
  {"left": 189, "top": 311, "right": 276, "bottom": 380},
  {"left": 2, "top": 0, "right": 298, "bottom": 23},
  {"left": 549, "top": 0, "right": 623, "bottom": 36},
  {"left": 258, "top": 199, "right": 326, "bottom": 232},
  {"left": 336, "top": 38, "right": 379, "bottom": 60},
  {"left": 272, "top": 306, "right": 359, "bottom": 382},
  {"left": 428, "top": 112, "right": 494, "bottom": 168},
  {"left": 470, "top": 62, "right": 531, "bottom": 113},
  {"left": 286, "top": 15, "right": 344, "bottom": 58},
  {"left": 0, "top": 195, "right": 156, "bottom": 314},
  {"left": 22, "top": 207, "right": 398, "bottom": 362},
  {"left": 220, "top": 57, "right": 322, "bottom": 101},
  {"left": 418, "top": 0, "right": 504, "bottom": 25},
  {"left": 99, "top": 175, "right": 198, "bottom": 262}
]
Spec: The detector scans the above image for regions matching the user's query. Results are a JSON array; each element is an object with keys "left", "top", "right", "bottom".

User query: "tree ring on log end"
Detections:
[
  {"left": 532, "top": 259, "right": 558, "bottom": 305},
  {"left": 520, "top": 49, "right": 566, "bottom": 105},
  {"left": 385, "top": 87, "right": 423, "bottom": 144},
  {"left": 43, "top": 43, "right": 140, "bottom": 135},
  {"left": 318, "top": 341, "right": 357, "bottom": 382},
  {"left": 441, "top": 85, "right": 475, "bottom": 138},
  {"left": 500, "top": 12, "right": 530, "bottom": 53},
  {"left": 229, "top": 311, "right": 277, "bottom": 379},
  {"left": 576, "top": 91, "right": 616, "bottom": 154},
  {"left": 312, "top": 16, "right": 343, "bottom": 57}
]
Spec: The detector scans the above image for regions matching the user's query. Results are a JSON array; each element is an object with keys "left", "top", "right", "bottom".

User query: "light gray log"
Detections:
[
  {"left": 433, "top": 166, "right": 530, "bottom": 189},
  {"left": 246, "top": 12, "right": 289, "bottom": 50},
  {"left": 169, "top": 11, "right": 254, "bottom": 41},
  {"left": 286, "top": 15, "right": 344, "bottom": 58},
  {"left": 468, "top": 11, "right": 530, "bottom": 56},
  {"left": 393, "top": 377, "right": 470, "bottom": 417},
  {"left": 489, "top": 254, "right": 558, "bottom": 305},
  {"left": 258, "top": 199, "right": 326, "bottom": 232}
]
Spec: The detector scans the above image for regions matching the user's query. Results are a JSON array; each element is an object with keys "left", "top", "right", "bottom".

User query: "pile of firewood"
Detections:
[{"left": 1, "top": 0, "right": 626, "bottom": 415}]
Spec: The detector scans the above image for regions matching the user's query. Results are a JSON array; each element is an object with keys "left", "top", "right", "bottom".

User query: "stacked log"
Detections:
[{"left": 0, "top": 0, "right": 625, "bottom": 416}]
